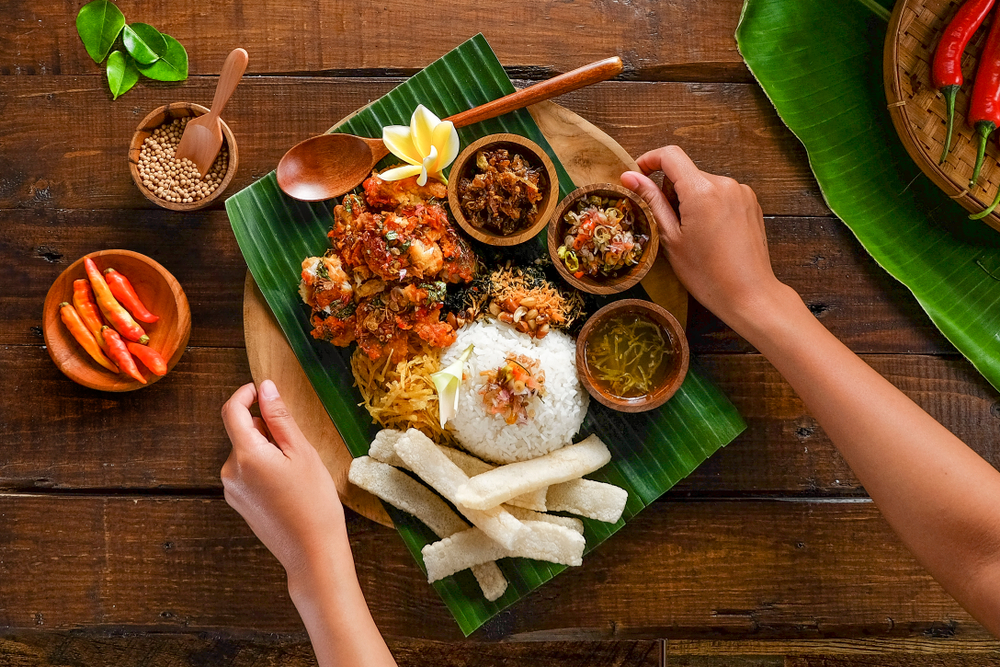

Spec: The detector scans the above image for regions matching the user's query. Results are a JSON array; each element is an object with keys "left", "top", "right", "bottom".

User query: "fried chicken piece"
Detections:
[
  {"left": 309, "top": 309, "right": 357, "bottom": 347},
  {"left": 437, "top": 225, "right": 477, "bottom": 283},
  {"left": 363, "top": 172, "right": 447, "bottom": 208},
  {"left": 329, "top": 194, "right": 367, "bottom": 250},
  {"left": 299, "top": 255, "right": 353, "bottom": 310}
]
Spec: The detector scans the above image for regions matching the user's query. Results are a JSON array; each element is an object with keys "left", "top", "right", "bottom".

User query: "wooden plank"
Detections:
[
  {"left": 0, "top": 495, "right": 990, "bottom": 640},
  {"left": 4, "top": 209, "right": 248, "bottom": 349},
  {"left": 663, "top": 638, "right": 1000, "bottom": 665},
  {"left": 0, "top": 0, "right": 748, "bottom": 82},
  {"left": 677, "top": 352, "right": 1000, "bottom": 495},
  {"left": 0, "top": 346, "right": 251, "bottom": 490},
  {"left": 0, "top": 631, "right": 661, "bottom": 666},
  {"left": 666, "top": 638, "right": 1000, "bottom": 656},
  {"left": 3, "top": 632, "right": 998, "bottom": 667},
  {"left": 0, "top": 78, "right": 822, "bottom": 215},
  {"left": 688, "top": 216, "right": 953, "bottom": 356},
  {"left": 1, "top": 347, "right": 996, "bottom": 493},
  {"left": 2, "top": 209, "right": 949, "bottom": 353}
]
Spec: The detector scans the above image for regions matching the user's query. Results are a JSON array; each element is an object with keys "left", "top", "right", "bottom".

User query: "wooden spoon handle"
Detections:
[
  {"left": 445, "top": 56, "right": 623, "bottom": 129},
  {"left": 207, "top": 48, "right": 249, "bottom": 120}
]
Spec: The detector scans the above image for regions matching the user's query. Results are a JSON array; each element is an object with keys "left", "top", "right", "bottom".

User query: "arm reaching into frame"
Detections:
[
  {"left": 622, "top": 145, "right": 1000, "bottom": 635},
  {"left": 221, "top": 380, "right": 397, "bottom": 667}
]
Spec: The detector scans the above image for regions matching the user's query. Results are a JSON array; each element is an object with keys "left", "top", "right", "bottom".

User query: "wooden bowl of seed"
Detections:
[{"left": 129, "top": 102, "right": 239, "bottom": 212}]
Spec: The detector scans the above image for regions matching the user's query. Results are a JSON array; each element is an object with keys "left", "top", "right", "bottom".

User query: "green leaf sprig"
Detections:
[{"left": 76, "top": 0, "right": 189, "bottom": 99}]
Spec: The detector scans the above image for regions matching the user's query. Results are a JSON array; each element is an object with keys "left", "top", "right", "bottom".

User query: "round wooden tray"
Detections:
[
  {"left": 243, "top": 100, "right": 688, "bottom": 526},
  {"left": 885, "top": 0, "right": 1000, "bottom": 233}
]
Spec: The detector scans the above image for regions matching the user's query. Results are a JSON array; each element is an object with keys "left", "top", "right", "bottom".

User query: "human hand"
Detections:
[
  {"left": 220, "top": 380, "right": 345, "bottom": 581},
  {"left": 621, "top": 145, "right": 789, "bottom": 325}
]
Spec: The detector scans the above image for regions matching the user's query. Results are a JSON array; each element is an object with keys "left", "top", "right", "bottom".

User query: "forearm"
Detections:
[
  {"left": 728, "top": 284, "right": 1000, "bottom": 631},
  {"left": 287, "top": 527, "right": 397, "bottom": 667}
]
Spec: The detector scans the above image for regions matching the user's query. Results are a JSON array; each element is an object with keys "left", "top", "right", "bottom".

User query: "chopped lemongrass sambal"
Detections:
[
  {"left": 584, "top": 312, "right": 674, "bottom": 398},
  {"left": 557, "top": 195, "right": 647, "bottom": 279}
]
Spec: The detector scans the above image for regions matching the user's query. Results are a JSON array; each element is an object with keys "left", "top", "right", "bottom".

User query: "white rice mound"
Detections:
[{"left": 440, "top": 320, "right": 588, "bottom": 464}]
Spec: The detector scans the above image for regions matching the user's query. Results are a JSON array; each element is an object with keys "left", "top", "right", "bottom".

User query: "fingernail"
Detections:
[
  {"left": 620, "top": 171, "right": 638, "bottom": 189},
  {"left": 260, "top": 379, "right": 278, "bottom": 400}
]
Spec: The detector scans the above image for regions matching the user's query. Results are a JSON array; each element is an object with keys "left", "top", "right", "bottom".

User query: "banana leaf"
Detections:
[
  {"left": 737, "top": 0, "right": 1000, "bottom": 391},
  {"left": 226, "top": 34, "right": 744, "bottom": 636}
]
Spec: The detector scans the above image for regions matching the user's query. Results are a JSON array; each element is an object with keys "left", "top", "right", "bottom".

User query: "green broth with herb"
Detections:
[{"left": 584, "top": 312, "right": 674, "bottom": 398}]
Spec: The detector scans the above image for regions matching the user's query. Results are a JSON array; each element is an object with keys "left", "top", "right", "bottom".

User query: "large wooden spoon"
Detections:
[
  {"left": 276, "top": 56, "right": 624, "bottom": 201},
  {"left": 176, "top": 48, "right": 249, "bottom": 178}
]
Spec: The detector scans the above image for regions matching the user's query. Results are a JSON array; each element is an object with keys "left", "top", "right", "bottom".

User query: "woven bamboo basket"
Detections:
[{"left": 885, "top": 0, "right": 1000, "bottom": 233}]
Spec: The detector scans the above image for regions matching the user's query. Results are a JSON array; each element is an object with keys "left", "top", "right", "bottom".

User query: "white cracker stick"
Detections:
[
  {"left": 348, "top": 456, "right": 467, "bottom": 537},
  {"left": 469, "top": 562, "right": 508, "bottom": 602},
  {"left": 513, "top": 520, "right": 586, "bottom": 565},
  {"left": 368, "top": 429, "right": 406, "bottom": 467},
  {"left": 546, "top": 478, "right": 629, "bottom": 524},
  {"left": 373, "top": 434, "right": 546, "bottom": 511},
  {"left": 423, "top": 529, "right": 505, "bottom": 582},
  {"left": 441, "top": 447, "right": 548, "bottom": 512},
  {"left": 504, "top": 505, "right": 584, "bottom": 535},
  {"left": 348, "top": 456, "right": 507, "bottom": 601},
  {"left": 455, "top": 434, "right": 612, "bottom": 511},
  {"left": 422, "top": 521, "right": 586, "bottom": 583},
  {"left": 394, "top": 429, "right": 523, "bottom": 550}
]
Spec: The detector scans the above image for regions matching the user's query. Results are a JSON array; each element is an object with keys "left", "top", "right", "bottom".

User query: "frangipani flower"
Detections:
[
  {"left": 430, "top": 344, "right": 474, "bottom": 428},
  {"left": 380, "top": 105, "right": 460, "bottom": 186}
]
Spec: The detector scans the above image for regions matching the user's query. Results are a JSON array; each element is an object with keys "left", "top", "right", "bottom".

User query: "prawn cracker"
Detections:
[
  {"left": 394, "top": 429, "right": 524, "bottom": 550},
  {"left": 454, "top": 434, "right": 611, "bottom": 511}
]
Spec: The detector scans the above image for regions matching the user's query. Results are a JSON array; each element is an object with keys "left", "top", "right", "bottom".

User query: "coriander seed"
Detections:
[{"left": 137, "top": 117, "right": 229, "bottom": 205}]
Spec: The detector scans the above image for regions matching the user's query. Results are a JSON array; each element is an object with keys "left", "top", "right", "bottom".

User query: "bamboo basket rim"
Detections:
[{"left": 884, "top": 0, "right": 1000, "bottom": 233}]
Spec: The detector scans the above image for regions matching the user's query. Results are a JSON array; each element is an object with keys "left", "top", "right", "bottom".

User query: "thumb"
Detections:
[
  {"left": 621, "top": 171, "right": 680, "bottom": 242},
  {"left": 257, "top": 379, "right": 307, "bottom": 453}
]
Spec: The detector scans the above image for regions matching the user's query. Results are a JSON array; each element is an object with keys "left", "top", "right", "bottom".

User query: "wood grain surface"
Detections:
[
  {"left": 0, "top": 495, "right": 991, "bottom": 640},
  {"left": 1, "top": 0, "right": 997, "bottom": 660},
  {"left": 0, "top": 78, "right": 824, "bottom": 215}
]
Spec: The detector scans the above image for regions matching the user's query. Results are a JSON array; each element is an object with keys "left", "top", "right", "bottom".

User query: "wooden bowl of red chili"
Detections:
[
  {"left": 547, "top": 183, "right": 658, "bottom": 295},
  {"left": 447, "top": 133, "right": 559, "bottom": 246},
  {"left": 42, "top": 250, "right": 191, "bottom": 392}
]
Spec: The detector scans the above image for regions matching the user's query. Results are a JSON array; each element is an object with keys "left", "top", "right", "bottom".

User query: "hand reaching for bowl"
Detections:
[
  {"left": 623, "top": 145, "right": 1000, "bottom": 635},
  {"left": 621, "top": 145, "right": 792, "bottom": 329},
  {"left": 220, "top": 381, "right": 397, "bottom": 667}
]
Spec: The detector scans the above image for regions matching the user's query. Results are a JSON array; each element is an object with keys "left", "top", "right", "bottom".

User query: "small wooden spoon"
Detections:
[
  {"left": 176, "top": 48, "right": 249, "bottom": 178},
  {"left": 276, "top": 56, "right": 624, "bottom": 201}
]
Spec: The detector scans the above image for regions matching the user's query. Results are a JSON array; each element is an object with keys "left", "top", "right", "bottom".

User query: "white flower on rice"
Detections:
[{"left": 440, "top": 321, "right": 588, "bottom": 464}]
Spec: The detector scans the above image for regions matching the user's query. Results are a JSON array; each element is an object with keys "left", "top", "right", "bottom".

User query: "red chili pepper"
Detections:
[
  {"left": 933, "top": 0, "right": 996, "bottom": 163},
  {"left": 59, "top": 303, "right": 118, "bottom": 373},
  {"left": 127, "top": 342, "right": 167, "bottom": 376},
  {"left": 72, "top": 279, "right": 108, "bottom": 349},
  {"left": 84, "top": 257, "right": 149, "bottom": 344},
  {"left": 104, "top": 268, "right": 159, "bottom": 323},
  {"left": 969, "top": 8, "right": 1000, "bottom": 187},
  {"left": 102, "top": 327, "right": 146, "bottom": 384}
]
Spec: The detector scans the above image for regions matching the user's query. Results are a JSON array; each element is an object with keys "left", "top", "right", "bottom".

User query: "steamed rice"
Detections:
[{"left": 440, "top": 320, "right": 588, "bottom": 464}]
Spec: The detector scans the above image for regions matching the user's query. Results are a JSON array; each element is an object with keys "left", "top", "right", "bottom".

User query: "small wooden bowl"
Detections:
[
  {"left": 43, "top": 250, "right": 191, "bottom": 392},
  {"left": 547, "top": 183, "right": 658, "bottom": 295},
  {"left": 576, "top": 299, "right": 688, "bottom": 413},
  {"left": 129, "top": 102, "right": 239, "bottom": 211},
  {"left": 447, "top": 133, "right": 559, "bottom": 246}
]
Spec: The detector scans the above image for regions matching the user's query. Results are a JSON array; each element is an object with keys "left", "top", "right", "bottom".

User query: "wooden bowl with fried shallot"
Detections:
[{"left": 447, "top": 133, "right": 559, "bottom": 246}]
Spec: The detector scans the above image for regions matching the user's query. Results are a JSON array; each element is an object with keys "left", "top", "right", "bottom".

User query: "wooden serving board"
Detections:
[
  {"left": 885, "top": 0, "right": 1000, "bottom": 233},
  {"left": 243, "top": 100, "right": 687, "bottom": 526}
]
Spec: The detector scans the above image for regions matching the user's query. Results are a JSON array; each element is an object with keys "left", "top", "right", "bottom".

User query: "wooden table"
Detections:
[{"left": 3, "top": 1, "right": 999, "bottom": 664}]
